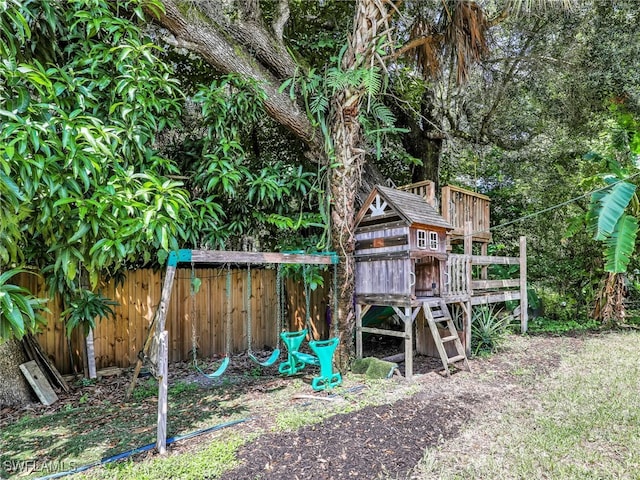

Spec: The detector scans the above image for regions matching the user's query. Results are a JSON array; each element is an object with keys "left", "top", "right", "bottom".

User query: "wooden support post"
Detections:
[
  {"left": 480, "top": 242, "right": 488, "bottom": 280},
  {"left": 464, "top": 222, "right": 473, "bottom": 298},
  {"left": 463, "top": 301, "right": 472, "bottom": 357},
  {"left": 86, "top": 329, "right": 97, "bottom": 379},
  {"left": 519, "top": 236, "right": 528, "bottom": 333},
  {"left": 156, "top": 330, "right": 168, "bottom": 454},
  {"left": 464, "top": 221, "right": 473, "bottom": 256},
  {"left": 126, "top": 265, "right": 177, "bottom": 400},
  {"left": 404, "top": 306, "right": 413, "bottom": 381},
  {"left": 355, "top": 303, "right": 363, "bottom": 359}
]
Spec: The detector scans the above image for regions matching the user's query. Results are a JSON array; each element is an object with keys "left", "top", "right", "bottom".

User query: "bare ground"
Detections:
[
  {"left": 216, "top": 334, "right": 584, "bottom": 480},
  {"left": 0, "top": 333, "right": 587, "bottom": 480}
]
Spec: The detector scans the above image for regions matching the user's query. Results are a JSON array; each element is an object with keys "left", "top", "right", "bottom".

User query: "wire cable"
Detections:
[{"left": 464, "top": 171, "right": 640, "bottom": 237}]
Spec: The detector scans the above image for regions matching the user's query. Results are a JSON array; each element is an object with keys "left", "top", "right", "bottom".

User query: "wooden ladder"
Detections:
[{"left": 423, "top": 299, "right": 470, "bottom": 376}]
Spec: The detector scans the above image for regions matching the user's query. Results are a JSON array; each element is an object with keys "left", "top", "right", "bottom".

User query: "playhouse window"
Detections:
[
  {"left": 417, "top": 229, "right": 427, "bottom": 249},
  {"left": 429, "top": 231, "right": 439, "bottom": 250}
]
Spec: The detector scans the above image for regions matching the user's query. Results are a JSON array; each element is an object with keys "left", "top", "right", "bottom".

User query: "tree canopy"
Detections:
[{"left": 1, "top": 0, "right": 639, "bottom": 344}]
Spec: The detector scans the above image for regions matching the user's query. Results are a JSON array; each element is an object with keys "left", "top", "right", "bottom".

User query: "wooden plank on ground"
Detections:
[
  {"left": 20, "top": 360, "right": 58, "bottom": 406},
  {"left": 22, "top": 334, "right": 70, "bottom": 393}
]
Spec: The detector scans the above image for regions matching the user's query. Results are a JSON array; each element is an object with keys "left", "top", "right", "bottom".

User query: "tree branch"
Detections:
[
  {"left": 156, "top": 1, "right": 322, "bottom": 156},
  {"left": 478, "top": 18, "right": 547, "bottom": 139},
  {"left": 272, "top": 0, "right": 290, "bottom": 42}
]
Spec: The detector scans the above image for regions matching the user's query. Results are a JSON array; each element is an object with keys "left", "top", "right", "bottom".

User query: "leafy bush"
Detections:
[
  {"left": 471, "top": 305, "right": 513, "bottom": 356},
  {"left": 0, "top": 269, "right": 48, "bottom": 342},
  {"left": 62, "top": 289, "right": 118, "bottom": 337},
  {"left": 527, "top": 317, "right": 599, "bottom": 335}
]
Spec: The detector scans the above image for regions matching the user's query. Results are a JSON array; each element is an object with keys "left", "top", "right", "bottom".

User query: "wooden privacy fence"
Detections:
[{"left": 19, "top": 268, "right": 332, "bottom": 374}]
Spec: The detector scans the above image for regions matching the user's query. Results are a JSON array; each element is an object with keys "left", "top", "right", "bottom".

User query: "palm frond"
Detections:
[
  {"left": 405, "top": 15, "right": 442, "bottom": 79},
  {"left": 442, "top": 0, "right": 490, "bottom": 84}
]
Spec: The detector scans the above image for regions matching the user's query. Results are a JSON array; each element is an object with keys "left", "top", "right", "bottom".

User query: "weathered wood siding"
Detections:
[
  {"left": 18, "top": 268, "right": 330, "bottom": 374},
  {"left": 407, "top": 226, "right": 447, "bottom": 254},
  {"left": 354, "top": 227, "right": 410, "bottom": 256},
  {"left": 355, "top": 258, "right": 411, "bottom": 297}
]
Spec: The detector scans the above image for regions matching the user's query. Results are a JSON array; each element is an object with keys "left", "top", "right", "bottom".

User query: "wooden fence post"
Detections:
[
  {"left": 86, "top": 329, "right": 97, "bottom": 379},
  {"left": 464, "top": 221, "right": 473, "bottom": 354},
  {"left": 519, "top": 236, "right": 528, "bottom": 333},
  {"left": 156, "top": 330, "right": 168, "bottom": 454}
]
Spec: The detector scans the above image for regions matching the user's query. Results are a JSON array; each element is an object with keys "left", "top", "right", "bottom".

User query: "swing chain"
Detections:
[
  {"left": 333, "top": 262, "right": 339, "bottom": 339},
  {"left": 190, "top": 263, "right": 198, "bottom": 364},
  {"left": 276, "top": 264, "right": 282, "bottom": 350},
  {"left": 303, "top": 264, "right": 314, "bottom": 340},
  {"left": 225, "top": 264, "right": 232, "bottom": 356}
]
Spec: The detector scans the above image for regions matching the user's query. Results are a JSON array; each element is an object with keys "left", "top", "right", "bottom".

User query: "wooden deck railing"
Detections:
[
  {"left": 397, "top": 180, "right": 437, "bottom": 208},
  {"left": 442, "top": 236, "right": 528, "bottom": 334},
  {"left": 444, "top": 254, "right": 472, "bottom": 299},
  {"left": 441, "top": 185, "right": 491, "bottom": 242}
]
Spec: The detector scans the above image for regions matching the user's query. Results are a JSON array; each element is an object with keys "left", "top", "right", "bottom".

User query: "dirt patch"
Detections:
[
  {"left": 0, "top": 334, "right": 589, "bottom": 480},
  {"left": 219, "top": 396, "right": 471, "bottom": 480},
  {"left": 216, "top": 334, "right": 585, "bottom": 480}
]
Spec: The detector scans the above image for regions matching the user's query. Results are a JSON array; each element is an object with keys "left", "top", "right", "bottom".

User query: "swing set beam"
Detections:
[
  {"left": 150, "top": 249, "right": 338, "bottom": 454},
  {"left": 168, "top": 249, "right": 338, "bottom": 267}
]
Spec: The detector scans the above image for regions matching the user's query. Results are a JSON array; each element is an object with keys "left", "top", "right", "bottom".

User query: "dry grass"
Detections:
[
  {"left": 409, "top": 331, "right": 640, "bottom": 480},
  {"left": 5, "top": 332, "right": 640, "bottom": 479}
]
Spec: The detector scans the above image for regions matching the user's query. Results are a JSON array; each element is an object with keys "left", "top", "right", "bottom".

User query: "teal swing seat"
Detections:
[
  {"left": 248, "top": 348, "right": 281, "bottom": 367},
  {"left": 306, "top": 337, "right": 342, "bottom": 391},
  {"left": 276, "top": 254, "right": 342, "bottom": 391},
  {"left": 279, "top": 330, "right": 342, "bottom": 391},
  {"left": 278, "top": 329, "right": 308, "bottom": 375},
  {"left": 191, "top": 266, "right": 232, "bottom": 380},
  {"left": 195, "top": 356, "right": 230, "bottom": 379}
]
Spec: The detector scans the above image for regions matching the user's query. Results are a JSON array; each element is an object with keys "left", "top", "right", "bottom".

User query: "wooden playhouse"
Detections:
[{"left": 354, "top": 182, "right": 527, "bottom": 379}]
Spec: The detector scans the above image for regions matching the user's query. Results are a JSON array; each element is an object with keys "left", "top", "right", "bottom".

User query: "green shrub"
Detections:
[{"left": 527, "top": 317, "right": 599, "bottom": 335}]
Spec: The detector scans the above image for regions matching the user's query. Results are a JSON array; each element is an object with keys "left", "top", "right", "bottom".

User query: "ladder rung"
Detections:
[
  {"left": 447, "top": 355, "right": 466, "bottom": 363},
  {"left": 431, "top": 311, "right": 445, "bottom": 318},
  {"left": 441, "top": 335, "right": 458, "bottom": 343}
]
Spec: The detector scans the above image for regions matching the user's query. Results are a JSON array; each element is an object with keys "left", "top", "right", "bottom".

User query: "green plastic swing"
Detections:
[
  {"left": 246, "top": 264, "right": 281, "bottom": 367},
  {"left": 190, "top": 265, "right": 231, "bottom": 378},
  {"left": 278, "top": 261, "right": 343, "bottom": 391}
]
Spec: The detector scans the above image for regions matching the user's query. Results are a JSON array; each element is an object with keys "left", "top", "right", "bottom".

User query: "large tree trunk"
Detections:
[
  {"left": 330, "top": 0, "right": 392, "bottom": 369},
  {"left": 330, "top": 90, "right": 364, "bottom": 369},
  {"left": 0, "top": 339, "right": 33, "bottom": 407},
  {"left": 393, "top": 92, "right": 444, "bottom": 187},
  {"left": 154, "top": 0, "right": 393, "bottom": 370}
]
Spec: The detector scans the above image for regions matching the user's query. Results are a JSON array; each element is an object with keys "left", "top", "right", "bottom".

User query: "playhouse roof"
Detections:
[{"left": 370, "top": 185, "right": 453, "bottom": 230}]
